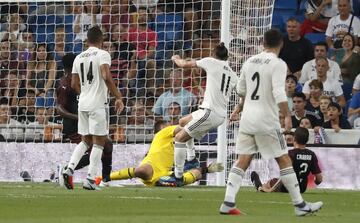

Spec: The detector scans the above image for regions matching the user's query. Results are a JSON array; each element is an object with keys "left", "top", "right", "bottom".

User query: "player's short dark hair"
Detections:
[
  {"left": 314, "top": 41, "right": 328, "bottom": 51},
  {"left": 294, "top": 127, "right": 309, "bottom": 145},
  {"left": 154, "top": 120, "right": 168, "bottom": 134},
  {"left": 62, "top": 53, "right": 76, "bottom": 72},
  {"left": 292, "top": 92, "right": 306, "bottom": 101},
  {"left": 213, "top": 42, "right": 228, "bottom": 60},
  {"left": 264, "top": 28, "right": 283, "bottom": 48},
  {"left": 87, "top": 26, "right": 103, "bottom": 44}
]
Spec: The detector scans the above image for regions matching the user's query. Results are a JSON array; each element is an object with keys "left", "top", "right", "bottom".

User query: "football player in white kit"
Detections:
[
  {"left": 219, "top": 29, "right": 323, "bottom": 216},
  {"left": 62, "top": 26, "right": 124, "bottom": 190},
  {"left": 169, "top": 43, "right": 238, "bottom": 186}
]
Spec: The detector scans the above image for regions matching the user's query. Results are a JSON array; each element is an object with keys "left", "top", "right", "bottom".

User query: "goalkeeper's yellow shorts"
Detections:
[{"left": 140, "top": 155, "right": 172, "bottom": 186}]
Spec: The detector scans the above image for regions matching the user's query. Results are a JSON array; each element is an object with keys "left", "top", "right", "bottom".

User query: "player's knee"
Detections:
[
  {"left": 134, "top": 166, "right": 152, "bottom": 180},
  {"left": 103, "top": 139, "right": 113, "bottom": 155}
]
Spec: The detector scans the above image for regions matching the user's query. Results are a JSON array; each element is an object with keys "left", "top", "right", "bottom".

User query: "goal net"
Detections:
[{"left": 0, "top": 0, "right": 274, "bottom": 185}]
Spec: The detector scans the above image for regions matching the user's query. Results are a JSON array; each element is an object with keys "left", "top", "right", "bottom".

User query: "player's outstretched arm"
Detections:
[
  {"left": 100, "top": 64, "right": 124, "bottom": 113},
  {"left": 171, "top": 55, "right": 197, "bottom": 68}
]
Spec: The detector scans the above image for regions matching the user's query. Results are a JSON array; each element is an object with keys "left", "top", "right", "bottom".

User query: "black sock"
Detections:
[
  {"left": 75, "top": 152, "right": 90, "bottom": 170},
  {"left": 102, "top": 139, "right": 113, "bottom": 182}
]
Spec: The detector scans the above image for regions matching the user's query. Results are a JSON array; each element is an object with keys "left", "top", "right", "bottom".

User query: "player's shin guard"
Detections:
[
  {"left": 174, "top": 141, "right": 187, "bottom": 178},
  {"left": 183, "top": 172, "right": 196, "bottom": 185},
  {"left": 186, "top": 138, "right": 196, "bottom": 161},
  {"left": 224, "top": 167, "right": 244, "bottom": 205},
  {"left": 101, "top": 139, "right": 113, "bottom": 182},
  {"left": 68, "top": 141, "right": 89, "bottom": 171},
  {"left": 110, "top": 167, "right": 135, "bottom": 180},
  {"left": 87, "top": 144, "right": 103, "bottom": 181},
  {"left": 75, "top": 152, "right": 90, "bottom": 170},
  {"left": 280, "top": 167, "right": 304, "bottom": 206}
]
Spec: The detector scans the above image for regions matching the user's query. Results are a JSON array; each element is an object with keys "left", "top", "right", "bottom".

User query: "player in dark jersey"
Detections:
[
  {"left": 251, "top": 127, "right": 322, "bottom": 193},
  {"left": 56, "top": 53, "right": 113, "bottom": 186}
]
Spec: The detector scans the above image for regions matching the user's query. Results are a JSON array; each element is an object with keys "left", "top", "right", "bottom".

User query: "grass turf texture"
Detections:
[{"left": 0, "top": 183, "right": 359, "bottom": 223}]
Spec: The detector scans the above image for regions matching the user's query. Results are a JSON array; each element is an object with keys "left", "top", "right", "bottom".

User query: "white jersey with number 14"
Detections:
[
  {"left": 72, "top": 46, "right": 111, "bottom": 111},
  {"left": 237, "top": 51, "right": 288, "bottom": 134},
  {"left": 196, "top": 57, "right": 238, "bottom": 118}
]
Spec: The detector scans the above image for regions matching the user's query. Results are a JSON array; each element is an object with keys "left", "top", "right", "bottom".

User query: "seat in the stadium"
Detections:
[
  {"left": 64, "top": 15, "right": 75, "bottom": 25},
  {"left": 282, "top": 14, "right": 305, "bottom": 25},
  {"left": 274, "top": 0, "right": 298, "bottom": 15},
  {"left": 304, "top": 33, "right": 326, "bottom": 44},
  {"left": 272, "top": 13, "right": 284, "bottom": 32},
  {"left": 353, "top": 0, "right": 360, "bottom": 16}
]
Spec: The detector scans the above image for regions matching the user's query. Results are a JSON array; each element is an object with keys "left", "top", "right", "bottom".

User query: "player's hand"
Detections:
[
  {"left": 115, "top": 99, "right": 124, "bottom": 113},
  {"left": 284, "top": 115, "right": 292, "bottom": 132},
  {"left": 171, "top": 55, "right": 181, "bottom": 61},
  {"left": 207, "top": 162, "right": 224, "bottom": 173},
  {"left": 229, "top": 110, "right": 240, "bottom": 122}
]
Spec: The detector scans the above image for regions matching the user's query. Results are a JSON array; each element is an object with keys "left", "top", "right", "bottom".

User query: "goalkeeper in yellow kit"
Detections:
[{"left": 96, "top": 120, "right": 223, "bottom": 186}]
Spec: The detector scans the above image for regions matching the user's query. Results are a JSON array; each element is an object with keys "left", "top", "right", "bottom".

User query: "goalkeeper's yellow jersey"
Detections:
[{"left": 143, "top": 125, "right": 177, "bottom": 169}]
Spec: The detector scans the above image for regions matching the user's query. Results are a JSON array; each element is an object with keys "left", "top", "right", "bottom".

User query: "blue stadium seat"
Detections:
[
  {"left": 282, "top": 14, "right": 305, "bottom": 24},
  {"left": 304, "top": 33, "right": 326, "bottom": 44},
  {"left": 64, "top": 15, "right": 75, "bottom": 25},
  {"left": 353, "top": 0, "right": 360, "bottom": 16},
  {"left": 272, "top": 13, "right": 285, "bottom": 32},
  {"left": 275, "top": 0, "right": 298, "bottom": 9}
]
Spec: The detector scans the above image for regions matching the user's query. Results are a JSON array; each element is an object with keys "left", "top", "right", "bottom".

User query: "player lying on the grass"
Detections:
[
  {"left": 251, "top": 127, "right": 323, "bottom": 193},
  {"left": 95, "top": 120, "right": 224, "bottom": 187}
]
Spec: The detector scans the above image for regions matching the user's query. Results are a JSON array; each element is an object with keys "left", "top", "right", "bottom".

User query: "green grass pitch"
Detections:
[{"left": 0, "top": 183, "right": 359, "bottom": 223}]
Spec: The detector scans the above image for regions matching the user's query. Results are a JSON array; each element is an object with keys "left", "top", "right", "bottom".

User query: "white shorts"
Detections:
[
  {"left": 236, "top": 130, "right": 288, "bottom": 159},
  {"left": 184, "top": 108, "right": 225, "bottom": 140},
  {"left": 78, "top": 108, "right": 109, "bottom": 136}
]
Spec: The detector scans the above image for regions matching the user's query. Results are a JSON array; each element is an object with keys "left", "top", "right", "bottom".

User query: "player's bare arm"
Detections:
[
  {"left": 56, "top": 104, "right": 78, "bottom": 120},
  {"left": 100, "top": 64, "right": 124, "bottom": 113},
  {"left": 171, "top": 55, "right": 197, "bottom": 68},
  {"left": 71, "top": 73, "right": 81, "bottom": 95},
  {"left": 278, "top": 101, "right": 292, "bottom": 132},
  {"left": 230, "top": 96, "right": 244, "bottom": 121}
]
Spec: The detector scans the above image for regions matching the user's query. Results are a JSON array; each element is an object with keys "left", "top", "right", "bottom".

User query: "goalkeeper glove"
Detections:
[{"left": 207, "top": 162, "right": 224, "bottom": 173}]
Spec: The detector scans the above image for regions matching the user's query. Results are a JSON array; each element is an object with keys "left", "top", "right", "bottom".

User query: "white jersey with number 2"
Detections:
[
  {"left": 72, "top": 46, "right": 111, "bottom": 111},
  {"left": 237, "top": 51, "right": 288, "bottom": 134},
  {"left": 196, "top": 57, "right": 238, "bottom": 117}
]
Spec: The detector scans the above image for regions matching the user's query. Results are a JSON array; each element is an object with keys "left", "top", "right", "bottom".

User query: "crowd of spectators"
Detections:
[
  {"left": 0, "top": 0, "right": 359, "bottom": 144},
  {"left": 0, "top": 0, "right": 220, "bottom": 142}
]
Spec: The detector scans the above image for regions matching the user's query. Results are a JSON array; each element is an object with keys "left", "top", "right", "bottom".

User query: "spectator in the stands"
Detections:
[
  {"left": 302, "top": 56, "right": 346, "bottom": 107},
  {"left": 291, "top": 92, "right": 323, "bottom": 128},
  {"left": 73, "top": 1, "right": 102, "bottom": 43},
  {"left": 353, "top": 74, "right": 360, "bottom": 95},
  {"left": 325, "top": 0, "right": 360, "bottom": 49},
  {"left": 153, "top": 69, "right": 197, "bottom": 121},
  {"left": 280, "top": 17, "right": 314, "bottom": 79},
  {"left": 0, "top": 40, "right": 19, "bottom": 80},
  {"left": 301, "top": 0, "right": 338, "bottom": 36},
  {"left": 319, "top": 95, "right": 332, "bottom": 122},
  {"left": 305, "top": 79, "right": 323, "bottom": 117},
  {"left": 0, "top": 70, "right": 26, "bottom": 112},
  {"left": 26, "top": 43, "right": 56, "bottom": 108},
  {"left": 16, "top": 89, "right": 36, "bottom": 124},
  {"left": 348, "top": 91, "right": 360, "bottom": 127},
  {"left": 332, "top": 33, "right": 360, "bottom": 84},
  {"left": 286, "top": 74, "right": 298, "bottom": 111},
  {"left": 127, "top": 6, "right": 157, "bottom": 97},
  {"left": 323, "top": 102, "right": 352, "bottom": 131},
  {"left": 300, "top": 41, "right": 342, "bottom": 85},
  {"left": 0, "top": 97, "right": 22, "bottom": 141},
  {"left": 0, "top": 13, "right": 26, "bottom": 44},
  {"left": 299, "top": 117, "right": 313, "bottom": 129},
  {"left": 166, "top": 101, "right": 181, "bottom": 125},
  {"left": 53, "top": 26, "right": 72, "bottom": 72},
  {"left": 127, "top": 100, "right": 154, "bottom": 126},
  {"left": 101, "top": 0, "right": 136, "bottom": 32}
]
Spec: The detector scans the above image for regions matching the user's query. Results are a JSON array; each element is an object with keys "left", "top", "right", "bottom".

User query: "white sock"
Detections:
[
  {"left": 224, "top": 167, "right": 244, "bottom": 204},
  {"left": 280, "top": 167, "right": 304, "bottom": 206},
  {"left": 87, "top": 144, "right": 103, "bottom": 181},
  {"left": 67, "top": 141, "right": 89, "bottom": 171},
  {"left": 186, "top": 138, "right": 195, "bottom": 161},
  {"left": 174, "top": 141, "right": 187, "bottom": 178}
]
